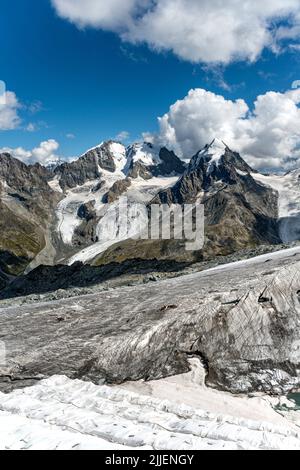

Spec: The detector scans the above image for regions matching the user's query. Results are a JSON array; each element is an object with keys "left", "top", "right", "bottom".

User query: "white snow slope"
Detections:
[
  {"left": 252, "top": 170, "right": 300, "bottom": 243},
  {"left": 1, "top": 375, "right": 300, "bottom": 450},
  {"left": 52, "top": 140, "right": 300, "bottom": 263},
  {"left": 52, "top": 140, "right": 179, "bottom": 263},
  {"left": 191, "top": 138, "right": 226, "bottom": 173}
]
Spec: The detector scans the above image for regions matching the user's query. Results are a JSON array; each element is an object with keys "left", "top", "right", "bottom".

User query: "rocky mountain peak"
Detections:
[
  {"left": 0, "top": 152, "right": 52, "bottom": 195},
  {"left": 126, "top": 142, "right": 185, "bottom": 179},
  {"left": 189, "top": 138, "right": 253, "bottom": 175},
  {"left": 190, "top": 138, "right": 226, "bottom": 170}
]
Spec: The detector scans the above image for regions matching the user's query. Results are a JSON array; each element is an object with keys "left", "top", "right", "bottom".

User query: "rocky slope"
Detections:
[
  {"left": 0, "top": 153, "right": 61, "bottom": 279},
  {"left": 1, "top": 246, "right": 300, "bottom": 395},
  {"left": 1, "top": 138, "right": 300, "bottom": 289},
  {"left": 152, "top": 139, "right": 280, "bottom": 257}
]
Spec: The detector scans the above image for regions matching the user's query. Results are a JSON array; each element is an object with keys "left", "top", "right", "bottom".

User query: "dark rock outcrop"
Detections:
[
  {"left": 153, "top": 147, "right": 186, "bottom": 176},
  {"left": 0, "top": 153, "right": 61, "bottom": 275},
  {"left": 152, "top": 141, "right": 280, "bottom": 258},
  {"left": 77, "top": 201, "right": 96, "bottom": 221},
  {"left": 73, "top": 201, "right": 99, "bottom": 245},
  {"left": 126, "top": 143, "right": 185, "bottom": 180},
  {"left": 103, "top": 179, "right": 132, "bottom": 203},
  {"left": 54, "top": 141, "right": 122, "bottom": 190},
  {"left": 54, "top": 153, "right": 101, "bottom": 190}
]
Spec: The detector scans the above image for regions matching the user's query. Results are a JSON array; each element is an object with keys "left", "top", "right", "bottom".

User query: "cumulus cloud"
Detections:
[
  {"left": 147, "top": 87, "right": 300, "bottom": 171},
  {"left": 1, "top": 139, "right": 60, "bottom": 165},
  {"left": 0, "top": 91, "right": 21, "bottom": 130},
  {"left": 51, "top": 0, "right": 146, "bottom": 29},
  {"left": 51, "top": 0, "right": 300, "bottom": 64}
]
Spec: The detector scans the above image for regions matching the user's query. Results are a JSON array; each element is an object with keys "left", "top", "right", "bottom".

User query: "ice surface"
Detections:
[
  {"left": 0, "top": 374, "right": 300, "bottom": 450},
  {"left": 67, "top": 176, "right": 178, "bottom": 264}
]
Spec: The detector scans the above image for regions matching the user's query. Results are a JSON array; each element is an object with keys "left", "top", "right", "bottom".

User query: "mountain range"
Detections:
[{"left": 1, "top": 137, "right": 300, "bottom": 293}]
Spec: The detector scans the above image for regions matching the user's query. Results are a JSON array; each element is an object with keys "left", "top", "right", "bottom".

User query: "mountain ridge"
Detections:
[{"left": 0, "top": 138, "right": 300, "bottom": 292}]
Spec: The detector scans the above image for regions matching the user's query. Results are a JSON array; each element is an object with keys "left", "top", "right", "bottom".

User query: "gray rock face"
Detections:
[
  {"left": 127, "top": 160, "right": 153, "bottom": 180},
  {"left": 126, "top": 143, "right": 185, "bottom": 179},
  {"left": 55, "top": 141, "right": 122, "bottom": 190},
  {"left": 0, "top": 269, "right": 9, "bottom": 290},
  {"left": 103, "top": 178, "right": 132, "bottom": 203},
  {"left": 77, "top": 201, "right": 96, "bottom": 221},
  {"left": 72, "top": 201, "right": 99, "bottom": 246},
  {"left": 0, "top": 153, "right": 61, "bottom": 276},
  {"left": 154, "top": 147, "right": 186, "bottom": 176},
  {"left": 1, "top": 247, "right": 300, "bottom": 394},
  {"left": 54, "top": 153, "right": 101, "bottom": 190},
  {"left": 153, "top": 142, "right": 280, "bottom": 257},
  {"left": 0, "top": 153, "right": 52, "bottom": 198}
]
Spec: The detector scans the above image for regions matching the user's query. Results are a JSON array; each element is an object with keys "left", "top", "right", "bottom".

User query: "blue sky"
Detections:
[{"left": 1, "top": 0, "right": 300, "bottom": 170}]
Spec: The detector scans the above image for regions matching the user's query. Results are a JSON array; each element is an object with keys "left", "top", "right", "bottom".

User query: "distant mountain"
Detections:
[
  {"left": 150, "top": 138, "right": 280, "bottom": 259},
  {"left": 1, "top": 138, "right": 300, "bottom": 291},
  {"left": 126, "top": 142, "right": 186, "bottom": 179},
  {"left": 52, "top": 141, "right": 185, "bottom": 190},
  {"left": 46, "top": 159, "right": 67, "bottom": 171}
]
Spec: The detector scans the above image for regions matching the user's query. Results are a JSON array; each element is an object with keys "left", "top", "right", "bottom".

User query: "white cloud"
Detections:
[
  {"left": 51, "top": 0, "right": 144, "bottom": 29},
  {"left": 148, "top": 87, "right": 300, "bottom": 171},
  {"left": 0, "top": 91, "right": 21, "bottom": 130},
  {"left": 115, "top": 130, "right": 130, "bottom": 141},
  {"left": 27, "top": 100, "right": 43, "bottom": 115},
  {"left": 1, "top": 139, "right": 60, "bottom": 165},
  {"left": 51, "top": 0, "right": 300, "bottom": 64},
  {"left": 26, "top": 123, "right": 37, "bottom": 132},
  {"left": 0, "top": 81, "right": 6, "bottom": 105}
]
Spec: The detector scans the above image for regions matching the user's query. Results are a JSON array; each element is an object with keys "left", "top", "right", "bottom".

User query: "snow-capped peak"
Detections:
[
  {"left": 192, "top": 138, "right": 227, "bottom": 172},
  {"left": 79, "top": 140, "right": 127, "bottom": 174},
  {"left": 79, "top": 141, "right": 104, "bottom": 158},
  {"left": 126, "top": 142, "right": 161, "bottom": 167},
  {"left": 46, "top": 159, "right": 66, "bottom": 171}
]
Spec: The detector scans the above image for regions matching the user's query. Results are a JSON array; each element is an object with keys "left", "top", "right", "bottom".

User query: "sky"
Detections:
[{"left": 1, "top": 0, "right": 300, "bottom": 170}]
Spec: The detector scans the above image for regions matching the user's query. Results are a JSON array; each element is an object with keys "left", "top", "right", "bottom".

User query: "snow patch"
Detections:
[
  {"left": 108, "top": 142, "right": 127, "bottom": 174},
  {"left": 252, "top": 171, "right": 300, "bottom": 243},
  {"left": 126, "top": 142, "right": 161, "bottom": 169},
  {"left": 191, "top": 138, "right": 226, "bottom": 174},
  {"left": 48, "top": 176, "right": 63, "bottom": 193},
  {"left": 66, "top": 176, "right": 178, "bottom": 264}
]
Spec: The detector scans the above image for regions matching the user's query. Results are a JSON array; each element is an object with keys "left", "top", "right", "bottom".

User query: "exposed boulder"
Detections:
[{"left": 77, "top": 201, "right": 96, "bottom": 221}]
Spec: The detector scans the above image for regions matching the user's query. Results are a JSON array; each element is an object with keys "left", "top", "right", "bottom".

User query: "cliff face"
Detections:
[
  {"left": 153, "top": 142, "right": 280, "bottom": 257},
  {"left": 0, "top": 246, "right": 299, "bottom": 395},
  {"left": 0, "top": 153, "right": 61, "bottom": 276}
]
